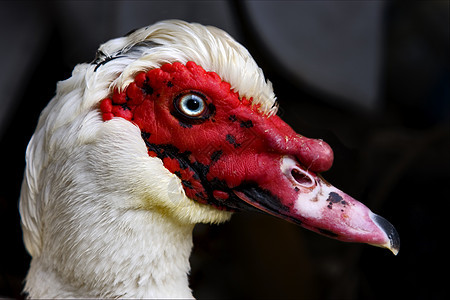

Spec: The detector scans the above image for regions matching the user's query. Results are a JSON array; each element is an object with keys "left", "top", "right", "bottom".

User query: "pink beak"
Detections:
[{"left": 233, "top": 156, "right": 400, "bottom": 255}]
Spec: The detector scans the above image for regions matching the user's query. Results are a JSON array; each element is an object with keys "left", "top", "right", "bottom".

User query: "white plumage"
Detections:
[{"left": 20, "top": 20, "right": 270, "bottom": 298}]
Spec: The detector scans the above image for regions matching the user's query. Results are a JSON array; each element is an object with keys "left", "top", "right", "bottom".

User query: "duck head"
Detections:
[{"left": 99, "top": 56, "right": 399, "bottom": 254}]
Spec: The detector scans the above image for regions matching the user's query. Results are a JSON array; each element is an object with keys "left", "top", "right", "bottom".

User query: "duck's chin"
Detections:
[{"left": 138, "top": 159, "right": 232, "bottom": 225}]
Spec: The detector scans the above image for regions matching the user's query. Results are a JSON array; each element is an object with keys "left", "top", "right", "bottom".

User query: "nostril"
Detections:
[
  {"left": 291, "top": 168, "right": 315, "bottom": 188},
  {"left": 281, "top": 156, "right": 317, "bottom": 188}
]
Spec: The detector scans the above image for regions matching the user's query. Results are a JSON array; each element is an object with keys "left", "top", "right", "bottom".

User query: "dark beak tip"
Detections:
[{"left": 371, "top": 213, "right": 401, "bottom": 255}]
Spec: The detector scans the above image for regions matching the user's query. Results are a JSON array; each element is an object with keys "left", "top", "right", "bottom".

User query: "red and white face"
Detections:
[{"left": 100, "top": 61, "right": 399, "bottom": 253}]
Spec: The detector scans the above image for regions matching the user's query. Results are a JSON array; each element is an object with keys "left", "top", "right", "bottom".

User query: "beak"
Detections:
[{"left": 233, "top": 156, "right": 400, "bottom": 255}]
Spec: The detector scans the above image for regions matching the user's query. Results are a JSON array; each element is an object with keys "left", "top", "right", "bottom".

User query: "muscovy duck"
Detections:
[{"left": 19, "top": 20, "right": 399, "bottom": 298}]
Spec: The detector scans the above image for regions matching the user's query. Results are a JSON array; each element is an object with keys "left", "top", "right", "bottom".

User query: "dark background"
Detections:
[{"left": 0, "top": 1, "right": 448, "bottom": 299}]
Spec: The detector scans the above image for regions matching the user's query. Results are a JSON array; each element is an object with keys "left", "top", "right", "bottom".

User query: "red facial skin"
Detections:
[
  {"left": 100, "top": 61, "right": 333, "bottom": 211},
  {"left": 99, "top": 61, "right": 399, "bottom": 253}
]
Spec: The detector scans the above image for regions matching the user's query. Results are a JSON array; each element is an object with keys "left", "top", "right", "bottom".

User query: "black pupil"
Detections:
[{"left": 187, "top": 98, "right": 200, "bottom": 111}]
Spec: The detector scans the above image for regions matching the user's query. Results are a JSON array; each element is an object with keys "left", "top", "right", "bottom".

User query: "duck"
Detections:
[{"left": 19, "top": 20, "right": 399, "bottom": 298}]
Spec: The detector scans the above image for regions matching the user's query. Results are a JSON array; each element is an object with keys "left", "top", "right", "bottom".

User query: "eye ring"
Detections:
[{"left": 174, "top": 91, "right": 208, "bottom": 119}]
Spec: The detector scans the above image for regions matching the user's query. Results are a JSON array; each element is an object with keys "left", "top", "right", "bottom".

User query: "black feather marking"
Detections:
[
  {"left": 226, "top": 134, "right": 241, "bottom": 148},
  {"left": 94, "top": 55, "right": 123, "bottom": 72},
  {"left": 92, "top": 50, "right": 106, "bottom": 64},
  {"left": 240, "top": 120, "right": 253, "bottom": 128},
  {"left": 142, "top": 83, "right": 154, "bottom": 95},
  {"left": 141, "top": 131, "right": 151, "bottom": 140},
  {"left": 120, "top": 103, "right": 130, "bottom": 110},
  {"left": 210, "top": 150, "right": 223, "bottom": 162}
]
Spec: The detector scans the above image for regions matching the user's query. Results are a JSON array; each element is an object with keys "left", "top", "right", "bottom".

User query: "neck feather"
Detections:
[{"left": 24, "top": 208, "right": 195, "bottom": 298}]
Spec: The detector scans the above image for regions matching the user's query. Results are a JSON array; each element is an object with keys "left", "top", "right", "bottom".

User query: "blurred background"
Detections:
[{"left": 0, "top": 1, "right": 448, "bottom": 299}]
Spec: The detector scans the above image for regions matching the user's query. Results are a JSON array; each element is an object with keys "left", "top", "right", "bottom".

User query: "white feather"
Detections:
[{"left": 19, "top": 20, "right": 276, "bottom": 298}]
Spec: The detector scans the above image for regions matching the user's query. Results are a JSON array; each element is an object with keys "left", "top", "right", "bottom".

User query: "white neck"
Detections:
[
  {"left": 24, "top": 208, "right": 195, "bottom": 298},
  {"left": 20, "top": 111, "right": 232, "bottom": 298}
]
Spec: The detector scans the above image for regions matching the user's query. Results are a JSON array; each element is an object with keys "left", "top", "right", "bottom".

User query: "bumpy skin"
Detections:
[
  {"left": 100, "top": 61, "right": 399, "bottom": 254},
  {"left": 101, "top": 61, "right": 333, "bottom": 211}
]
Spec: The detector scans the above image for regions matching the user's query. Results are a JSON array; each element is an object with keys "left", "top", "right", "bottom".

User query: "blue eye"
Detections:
[{"left": 175, "top": 92, "right": 207, "bottom": 118}]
